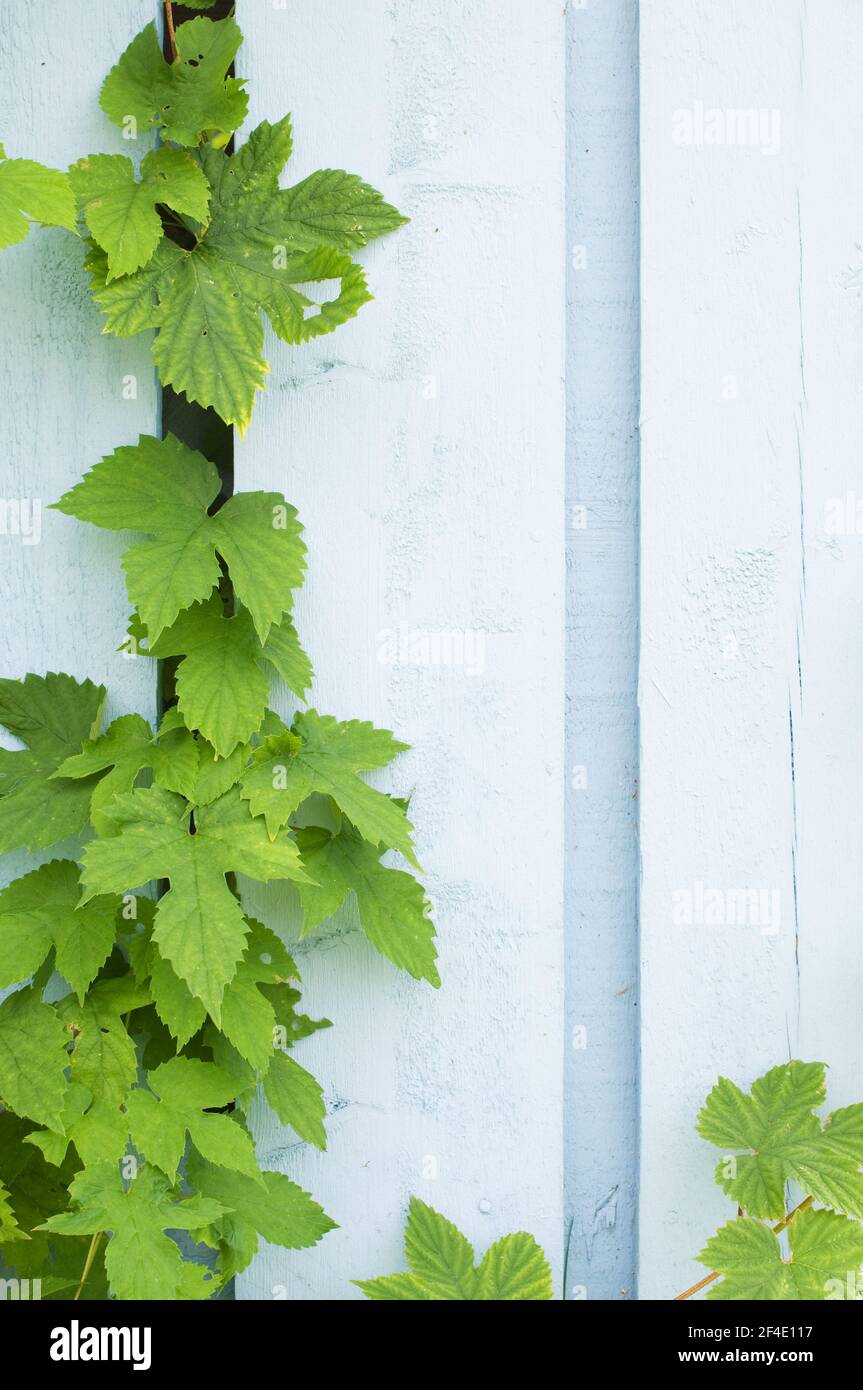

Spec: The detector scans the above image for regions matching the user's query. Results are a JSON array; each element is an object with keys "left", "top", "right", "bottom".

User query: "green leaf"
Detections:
[
  {"left": 242, "top": 710, "right": 416, "bottom": 863},
  {"left": 187, "top": 1151, "right": 336, "bottom": 1280},
  {"left": 58, "top": 975, "right": 150, "bottom": 1105},
  {"left": 69, "top": 148, "right": 210, "bottom": 279},
  {"left": 40, "top": 1161, "right": 229, "bottom": 1301},
  {"left": 127, "top": 1057, "right": 261, "bottom": 1183},
  {"left": 87, "top": 113, "right": 400, "bottom": 430},
  {"left": 0, "top": 146, "right": 76, "bottom": 248},
  {"left": 0, "top": 1177, "right": 29, "bottom": 1242},
  {"left": 263, "top": 1051, "right": 327, "bottom": 1150},
  {"left": 139, "top": 597, "right": 311, "bottom": 753},
  {"left": 356, "top": 1198, "right": 554, "bottom": 1301},
  {"left": 702, "top": 1209, "right": 863, "bottom": 1300},
  {"left": 0, "top": 860, "right": 119, "bottom": 1000},
  {"left": 25, "top": 1085, "right": 130, "bottom": 1171},
  {"left": 53, "top": 711, "right": 200, "bottom": 831},
  {"left": 80, "top": 785, "right": 310, "bottom": 1019},
  {"left": 99, "top": 17, "right": 248, "bottom": 148},
  {"left": 55, "top": 434, "right": 306, "bottom": 642},
  {"left": 296, "top": 822, "right": 438, "bottom": 986},
  {"left": 0, "top": 986, "right": 69, "bottom": 1130},
  {"left": 697, "top": 1062, "right": 863, "bottom": 1220},
  {"left": 0, "top": 673, "right": 105, "bottom": 854}
]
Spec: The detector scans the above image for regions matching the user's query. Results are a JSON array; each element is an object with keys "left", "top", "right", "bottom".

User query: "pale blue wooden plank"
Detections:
[{"left": 565, "top": 0, "right": 641, "bottom": 1301}]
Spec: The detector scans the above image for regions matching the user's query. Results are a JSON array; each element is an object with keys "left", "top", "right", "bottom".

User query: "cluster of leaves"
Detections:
[
  {"left": 687, "top": 1062, "right": 863, "bottom": 1300},
  {"left": 356, "top": 1198, "right": 553, "bottom": 1300},
  {"left": 0, "top": 5, "right": 435, "bottom": 1301}
]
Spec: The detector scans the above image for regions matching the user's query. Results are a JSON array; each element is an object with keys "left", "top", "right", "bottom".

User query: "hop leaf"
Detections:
[
  {"left": 0, "top": 673, "right": 105, "bottom": 854},
  {"left": 262, "top": 1052, "right": 327, "bottom": 1150},
  {"left": 55, "top": 433, "right": 306, "bottom": 642},
  {"left": 127, "top": 1057, "right": 262, "bottom": 1183},
  {"left": 58, "top": 974, "right": 150, "bottom": 1106},
  {"left": 697, "top": 1061, "right": 863, "bottom": 1220},
  {"left": 80, "top": 785, "right": 311, "bottom": 1019},
  {"left": 296, "top": 820, "right": 438, "bottom": 986},
  {"left": 136, "top": 596, "right": 312, "bottom": 754},
  {"left": 86, "top": 115, "right": 404, "bottom": 430},
  {"left": 39, "top": 1161, "right": 230, "bottom": 1301},
  {"left": 69, "top": 149, "right": 210, "bottom": 279},
  {"left": 99, "top": 17, "right": 248, "bottom": 148},
  {"left": 355, "top": 1198, "right": 553, "bottom": 1301},
  {"left": 0, "top": 860, "right": 119, "bottom": 1001},
  {"left": 0, "top": 1178, "right": 28, "bottom": 1243},
  {"left": 187, "top": 1150, "right": 336, "bottom": 1280},
  {"left": 700, "top": 1209, "right": 863, "bottom": 1300},
  {"left": 241, "top": 709, "right": 416, "bottom": 862},
  {"left": 0, "top": 986, "right": 70, "bottom": 1130},
  {"left": 0, "top": 143, "right": 76, "bottom": 248}
]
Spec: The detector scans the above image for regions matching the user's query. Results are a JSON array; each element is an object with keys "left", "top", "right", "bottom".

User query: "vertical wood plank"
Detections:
[
  {"left": 0, "top": 0, "right": 159, "bottom": 888},
  {"left": 236, "top": 0, "right": 567, "bottom": 1299},
  {"left": 637, "top": 0, "right": 849, "bottom": 1297},
  {"left": 565, "top": 0, "right": 640, "bottom": 1301}
]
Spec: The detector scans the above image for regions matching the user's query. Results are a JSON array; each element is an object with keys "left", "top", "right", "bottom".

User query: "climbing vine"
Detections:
[
  {"left": 0, "top": 3, "right": 432, "bottom": 1300},
  {"left": 677, "top": 1061, "right": 863, "bottom": 1301}
]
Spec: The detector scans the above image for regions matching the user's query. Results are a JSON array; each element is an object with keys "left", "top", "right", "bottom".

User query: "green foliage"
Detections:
[
  {"left": 0, "top": 3, "right": 420, "bottom": 1302},
  {"left": 0, "top": 142, "right": 75, "bottom": 248},
  {"left": 356, "top": 1198, "right": 554, "bottom": 1300},
  {"left": 688, "top": 1062, "right": 863, "bottom": 1300}
]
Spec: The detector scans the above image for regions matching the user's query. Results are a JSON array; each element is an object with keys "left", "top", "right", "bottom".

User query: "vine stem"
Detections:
[
  {"left": 74, "top": 1230, "right": 105, "bottom": 1301},
  {"left": 165, "top": 2, "right": 178, "bottom": 62},
  {"left": 672, "top": 1195, "right": 815, "bottom": 1301}
]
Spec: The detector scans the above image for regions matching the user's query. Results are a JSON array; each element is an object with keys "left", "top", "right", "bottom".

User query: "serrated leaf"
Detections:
[
  {"left": 40, "top": 1161, "right": 229, "bottom": 1301},
  {"left": 139, "top": 596, "right": 311, "bottom": 753},
  {"left": 69, "top": 148, "right": 209, "bottom": 279},
  {"left": 0, "top": 986, "right": 69, "bottom": 1130},
  {"left": 187, "top": 1151, "right": 336, "bottom": 1280},
  {"left": 0, "top": 673, "right": 105, "bottom": 854},
  {"left": 80, "top": 785, "right": 310, "bottom": 1018},
  {"left": 100, "top": 17, "right": 248, "bottom": 148},
  {"left": 58, "top": 975, "right": 150, "bottom": 1105},
  {"left": 26, "top": 1085, "right": 130, "bottom": 1172},
  {"left": 697, "top": 1062, "right": 863, "bottom": 1220},
  {"left": 357, "top": 1198, "right": 553, "bottom": 1300},
  {"left": 296, "top": 822, "right": 438, "bottom": 985},
  {"left": 0, "top": 146, "right": 76, "bottom": 248},
  {"left": 242, "top": 710, "right": 415, "bottom": 862},
  {"left": 0, "top": 860, "right": 119, "bottom": 1000},
  {"left": 128, "top": 1057, "right": 261, "bottom": 1183},
  {"left": 55, "top": 434, "right": 306, "bottom": 642},
  {"left": 0, "top": 1177, "right": 29, "bottom": 1242},
  {"left": 702, "top": 1209, "right": 863, "bottom": 1300},
  {"left": 87, "top": 113, "right": 400, "bottom": 430},
  {"left": 53, "top": 712, "right": 200, "bottom": 832},
  {"left": 263, "top": 1051, "right": 327, "bottom": 1150}
]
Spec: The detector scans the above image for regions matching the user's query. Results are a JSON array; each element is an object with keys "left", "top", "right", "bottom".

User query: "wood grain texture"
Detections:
[
  {"left": 639, "top": 0, "right": 863, "bottom": 1297},
  {"left": 236, "top": 0, "right": 567, "bottom": 1300},
  {"left": 0, "top": 0, "right": 159, "bottom": 894},
  {"left": 565, "top": 0, "right": 640, "bottom": 1301}
]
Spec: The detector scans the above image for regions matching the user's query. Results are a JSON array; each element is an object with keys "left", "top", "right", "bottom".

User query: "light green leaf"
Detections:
[
  {"left": 0, "top": 673, "right": 105, "bottom": 854},
  {"left": 242, "top": 709, "right": 415, "bottom": 862},
  {"left": 0, "top": 147, "right": 76, "bottom": 248},
  {"left": 263, "top": 1051, "right": 327, "bottom": 1150},
  {"left": 0, "top": 859, "right": 119, "bottom": 1000},
  {"left": 128, "top": 1057, "right": 261, "bottom": 1183},
  {"left": 273, "top": 168, "right": 407, "bottom": 252},
  {"left": 187, "top": 1151, "right": 336, "bottom": 1280},
  {"left": 0, "top": 1177, "right": 29, "bottom": 1243},
  {"left": 99, "top": 17, "right": 248, "bottom": 148},
  {"left": 0, "top": 986, "right": 69, "bottom": 1130},
  {"left": 80, "top": 785, "right": 310, "bottom": 1019},
  {"left": 702, "top": 1209, "right": 863, "bottom": 1300},
  {"left": 697, "top": 1062, "right": 863, "bottom": 1220},
  {"left": 55, "top": 434, "right": 306, "bottom": 642},
  {"left": 69, "top": 148, "right": 209, "bottom": 279},
  {"left": 39, "top": 1161, "right": 229, "bottom": 1301},
  {"left": 296, "top": 822, "right": 438, "bottom": 986},
  {"left": 356, "top": 1198, "right": 553, "bottom": 1300},
  {"left": 58, "top": 975, "right": 150, "bottom": 1105}
]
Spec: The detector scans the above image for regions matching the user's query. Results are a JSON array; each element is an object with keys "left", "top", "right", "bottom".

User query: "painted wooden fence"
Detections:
[{"left": 2, "top": 0, "right": 861, "bottom": 1302}]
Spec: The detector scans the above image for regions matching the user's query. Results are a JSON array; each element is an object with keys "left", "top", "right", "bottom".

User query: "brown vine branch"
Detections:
[
  {"left": 164, "top": 2, "right": 178, "bottom": 62},
  {"left": 673, "top": 1195, "right": 815, "bottom": 1301}
]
